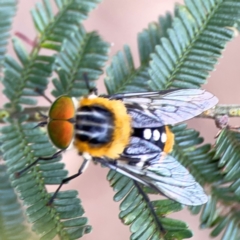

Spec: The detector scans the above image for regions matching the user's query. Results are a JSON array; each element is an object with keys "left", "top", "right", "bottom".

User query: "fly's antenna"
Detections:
[
  {"left": 33, "top": 121, "right": 48, "bottom": 129},
  {"left": 37, "top": 110, "right": 48, "bottom": 119},
  {"left": 33, "top": 113, "right": 48, "bottom": 129},
  {"left": 83, "top": 73, "right": 98, "bottom": 95},
  {"left": 35, "top": 88, "right": 52, "bottom": 104}
]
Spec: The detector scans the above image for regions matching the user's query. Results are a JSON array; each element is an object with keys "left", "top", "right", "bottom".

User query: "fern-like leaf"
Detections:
[
  {"left": 0, "top": 0, "right": 18, "bottom": 71},
  {"left": 107, "top": 171, "right": 193, "bottom": 240},
  {"left": 52, "top": 25, "right": 109, "bottom": 97},
  {"left": 103, "top": 5, "right": 219, "bottom": 239},
  {"left": 171, "top": 124, "right": 222, "bottom": 185},
  {"left": 105, "top": 13, "right": 173, "bottom": 94},
  {"left": 1, "top": 1, "right": 106, "bottom": 239},
  {"left": 192, "top": 128, "right": 240, "bottom": 239},
  {"left": 2, "top": 0, "right": 103, "bottom": 111},
  {"left": 0, "top": 164, "right": 32, "bottom": 240},
  {"left": 2, "top": 38, "right": 54, "bottom": 111},
  {"left": 197, "top": 195, "right": 240, "bottom": 239},
  {"left": 149, "top": 0, "right": 239, "bottom": 90},
  {"left": 103, "top": 1, "right": 240, "bottom": 238},
  {"left": 214, "top": 128, "right": 240, "bottom": 182},
  {"left": 32, "top": 0, "right": 101, "bottom": 51},
  {"left": 0, "top": 119, "right": 91, "bottom": 240},
  {"left": 185, "top": 128, "right": 240, "bottom": 239}
]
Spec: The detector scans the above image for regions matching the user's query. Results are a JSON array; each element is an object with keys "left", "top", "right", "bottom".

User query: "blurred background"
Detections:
[{"left": 2, "top": 0, "right": 240, "bottom": 239}]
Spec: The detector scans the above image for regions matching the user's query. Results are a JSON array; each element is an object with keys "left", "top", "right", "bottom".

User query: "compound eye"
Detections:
[
  {"left": 49, "top": 96, "right": 75, "bottom": 120},
  {"left": 48, "top": 120, "right": 74, "bottom": 149}
]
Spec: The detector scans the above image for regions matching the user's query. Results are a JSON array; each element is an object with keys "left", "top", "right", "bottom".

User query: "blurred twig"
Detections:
[
  {"left": 199, "top": 105, "right": 240, "bottom": 118},
  {"left": 1, "top": 105, "right": 240, "bottom": 124},
  {"left": 0, "top": 107, "right": 49, "bottom": 123}
]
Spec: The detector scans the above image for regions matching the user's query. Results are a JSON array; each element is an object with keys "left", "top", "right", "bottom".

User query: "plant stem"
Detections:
[
  {"left": 1, "top": 105, "right": 240, "bottom": 124},
  {"left": 199, "top": 105, "right": 240, "bottom": 118}
]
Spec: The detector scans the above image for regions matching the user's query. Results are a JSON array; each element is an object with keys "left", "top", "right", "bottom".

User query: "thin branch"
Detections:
[
  {"left": 0, "top": 107, "right": 49, "bottom": 123},
  {"left": 15, "top": 32, "right": 36, "bottom": 47},
  {"left": 1, "top": 105, "right": 240, "bottom": 124},
  {"left": 198, "top": 105, "right": 240, "bottom": 118}
]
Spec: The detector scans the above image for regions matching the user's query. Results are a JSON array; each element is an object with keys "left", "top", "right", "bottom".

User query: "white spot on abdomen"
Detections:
[
  {"left": 143, "top": 129, "right": 152, "bottom": 140},
  {"left": 161, "top": 132, "right": 167, "bottom": 143},
  {"left": 153, "top": 129, "right": 160, "bottom": 141}
]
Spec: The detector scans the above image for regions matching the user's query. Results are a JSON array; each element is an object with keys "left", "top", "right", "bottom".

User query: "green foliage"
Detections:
[
  {"left": 107, "top": 171, "right": 193, "bottom": 239},
  {"left": 1, "top": 0, "right": 106, "bottom": 239},
  {"left": 105, "top": 14, "right": 173, "bottom": 94},
  {"left": 2, "top": 0, "right": 103, "bottom": 111},
  {"left": 171, "top": 124, "right": 222, "bottom": 185},
  {"left": 52, "top": 26, "right": 109, "bottom": 97},
  {"left": 1, "top": 119, "right": 91, "bottom": 240},
  {"left": 31, "top": 0, "right": 102, "bottom": 51},
  {"left": 0, "top": 164, "right": 32, "bottom": 240},
  {"left": 3, "top": 40, "right": 54, "bottom": 111},
  {"left": 148, "top": 1, "right": 237, "bottom": 90},
  {"left": 105, "top": 0, "right": 240, "bottom": 239},
  {"left": 0, "top": 0, "right": 17, "bottom": 71},
  {"left": 1, "top": 0, "right": 240, "bottom": 239},
  {"left": 172, "top": 125, "right": 240, "bottom": 238},
  {"left": 201, "top": 128, "right": 240, "bottom": 239},
  {"left": 183, "top": 128, "right": 240, "bottom": 239}
]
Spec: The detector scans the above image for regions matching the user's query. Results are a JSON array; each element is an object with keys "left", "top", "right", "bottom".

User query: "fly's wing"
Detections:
[
  {"left": 120, "top": 136, "right": 162, "bottom": 165},
  {"left": 116, "top": 137, "right": 208, "bottom": 206},
  {"left": 121, "top": 89, "right": 218, "bottom": 128}
]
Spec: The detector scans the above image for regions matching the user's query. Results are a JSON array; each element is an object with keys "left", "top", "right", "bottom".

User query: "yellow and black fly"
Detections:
[
  {"left": 17, "top": 87, "right": 218, "bottom": 207},
  {"left": 18, "top": 85, "right": 218, "bottom": 209}
]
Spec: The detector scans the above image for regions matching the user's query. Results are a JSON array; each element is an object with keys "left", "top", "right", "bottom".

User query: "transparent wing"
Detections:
[
  {"left": 122, "top": 89, "right": 218, "bottom": 128},
  {"left": 120, "top": 136, "right": 162, "bottom": 165},
  {"left": 116, "top": 153, "right": 208, "bottom": 206},
  {"left": 111, "top": 137, "right": 208, "bottom": 206}
]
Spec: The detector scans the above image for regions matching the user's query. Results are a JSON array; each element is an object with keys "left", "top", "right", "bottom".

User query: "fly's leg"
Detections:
[
  {"left": 83, "top": 73, "right": 98, "bottom": 95},
  {"left": 15, "top": 150, "right": 64, "bottom": 177},
  {"left": 47, "top": 153, "right": 91, "bottom": 205}
]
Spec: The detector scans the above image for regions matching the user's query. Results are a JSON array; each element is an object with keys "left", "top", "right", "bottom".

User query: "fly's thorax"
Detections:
[
  {"left": 73, "top": 97, "right": 132, "bottom": 159},
  {"left": 75, "top": 105, "right": 114, "bottom": 145}
]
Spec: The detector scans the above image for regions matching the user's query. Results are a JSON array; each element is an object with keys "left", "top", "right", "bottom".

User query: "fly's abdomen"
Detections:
[
  {"left": 132, "top": 127, "right": 166, "bottom": 150},
  {"left": 75, "top": 105, "right": 114, "bottom": 145},
  {"left": 132, "top": 126, "right": 174, "bottom": 153}
]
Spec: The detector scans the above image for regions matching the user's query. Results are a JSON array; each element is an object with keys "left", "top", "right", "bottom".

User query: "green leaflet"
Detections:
[
  {"left": 52, "top": 26, "right": 110, "bottom": 98},
  {"left": 104, "top": 0, "right": 240, "bottom": 239},
  {"left": 107, "top": 171, "right": 192, "bottom": 239},
  {"left": 3, "top": 0, "right": 103, "bottom": 111},
  {"left": 1, "top": 0, "right": 240, "bottom": 239},
  {"left": 1, "top": 0, "right": 104, "bottom": 239},
  {"left": 1, "top": 121, "right": 91, "bottom": 240},
  {"left": 105, "top": 14, "right": 173, "bottom": 94},
  {"left": 0, "top": 164, "right": 32, "bottom": 240},
  {"left": 3, "top": 43, "right": 54, "bottom": 111},
  {"left": 149, "top": 1, "right": 237, "bottom": 90},
  {"left": 32, "top": 0, "right": 102, "bottom": 49},
  {"left": 0, "top": 0, "right": 17, "bottom": 71}
]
